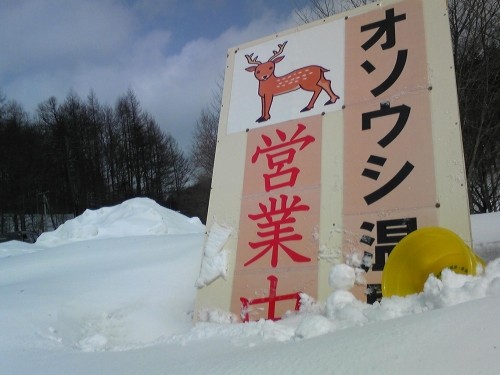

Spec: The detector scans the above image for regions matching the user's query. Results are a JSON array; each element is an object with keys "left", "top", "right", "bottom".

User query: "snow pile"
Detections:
[
  {"left": 177, "top": 258, "right": 500, "bottom": 345},
  {"left": 1, "top": 235, "right": 205, "bottom": 354},
  {"left": 1, "top": 201, "right": 500, "bottom": 374},
  {"left": 0, "top": 240, "right": 44, "bottom": 259},
  {"left": 1, "top": 198, "right": 206, "bottom": 354},
  {"left": 472, "top": 211, "right": 500, "bottom": 262},
  {"left": 322, "top": 260, "right": 500, "bottom": 328},
  {"left": 36, "top": 197, "right": 204, "bottom": 246},
  {"left": 328, "top": 263, "right": 356, "bottom": 290}
]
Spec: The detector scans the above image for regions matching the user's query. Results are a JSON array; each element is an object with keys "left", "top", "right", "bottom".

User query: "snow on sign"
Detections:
[{"left": 195, "top": 0, "right": 470, "bottom": 321}]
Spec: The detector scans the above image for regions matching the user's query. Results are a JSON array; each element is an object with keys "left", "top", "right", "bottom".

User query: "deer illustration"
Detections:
[{"left": 245, "top": 41, "right": 340, "bottom": 123}]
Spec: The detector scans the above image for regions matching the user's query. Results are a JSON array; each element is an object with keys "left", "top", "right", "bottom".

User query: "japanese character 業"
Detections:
[{"left": 246, "top": 194, "right": 311, "bottom": 267}]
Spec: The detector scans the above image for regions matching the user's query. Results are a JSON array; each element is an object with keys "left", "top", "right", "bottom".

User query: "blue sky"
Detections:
[{"left": 1, "top": 0, "right": 311, "bottom": 150}]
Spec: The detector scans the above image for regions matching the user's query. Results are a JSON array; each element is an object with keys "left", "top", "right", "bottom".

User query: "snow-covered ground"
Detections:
[{"left": 1, "top": 197, "right": 499, "bottom": 374}]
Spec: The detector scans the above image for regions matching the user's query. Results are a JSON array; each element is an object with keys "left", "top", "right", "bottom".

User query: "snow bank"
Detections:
[
  {"left": 179, "top": 258, "right": 500, "bottom": 345},
  {"left": 472, "top": 211, "right": 500, "bottom": 262},
  {"left": 0, "top": 240, "right": 44, "bottom": 259},
  {"left": 36, "top": 198, "right": 204, "bottom": 246},
  {"left": 1, "top": 199, "right": 500, "bottom": 374}
]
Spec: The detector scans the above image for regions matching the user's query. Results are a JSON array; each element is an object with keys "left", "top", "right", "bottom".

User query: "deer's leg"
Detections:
[
  {"left": 301, "top": 86, "right": 322, "bottom": 112},
  {"left": 257, "top": 95, "right": 272, "bottom": 122},
  {"left": 256, "top": 96, "right": 266, "bottom": 122},
  {"left": 319, "top": 76, "right": 340, "bottom": 105}
]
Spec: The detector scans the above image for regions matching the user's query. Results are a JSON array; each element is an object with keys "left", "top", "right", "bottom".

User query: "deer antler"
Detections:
[
  {"left": 268, "top": 41, "right": 288, "bottom": 61},
  {"left": 245, "top": 53, "right": 262, "bottom": 65}
]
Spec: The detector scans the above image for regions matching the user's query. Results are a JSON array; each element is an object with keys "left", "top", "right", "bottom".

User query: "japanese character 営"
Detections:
[{"left": 252, "top": 123, "right": 315, "bottom": 192}]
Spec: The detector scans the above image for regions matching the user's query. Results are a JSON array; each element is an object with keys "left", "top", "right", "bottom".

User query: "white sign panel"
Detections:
[{"left": 227, "top": 20, "right": 345, "bottom": 134}]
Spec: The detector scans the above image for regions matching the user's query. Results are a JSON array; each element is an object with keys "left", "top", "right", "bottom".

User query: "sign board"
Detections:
[{"left": 195, "top": 0, "right": 470, "bottom": 321}]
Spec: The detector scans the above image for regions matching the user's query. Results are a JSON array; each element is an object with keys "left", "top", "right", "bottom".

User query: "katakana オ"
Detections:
[{"left": 361, "top": 8, "right": 407, "bottom": 51}]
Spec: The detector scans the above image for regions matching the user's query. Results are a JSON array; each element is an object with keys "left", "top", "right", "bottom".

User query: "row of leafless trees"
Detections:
[
  {"left": 1, "top": 0, "right": 497, "bottom": 236},
  {"left": 0, "top": 89, "right": 195, "bottom": 233},
  {"left": 447, "top": 0, "right": 500, "bottom": 212}
]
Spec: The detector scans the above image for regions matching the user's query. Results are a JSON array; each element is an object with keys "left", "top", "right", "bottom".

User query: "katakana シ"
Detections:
[
  {"left": 362, "top": 155, "right": 387, "bottom": 181},
  {"left": 361, "top": 8, "right": 407, "bottom": 51},
  {"left": 245, "top": 194, "right": 311, "bottom": 267},
  {"left": 363, "top": 160, "right": 414, "bottom": 205},
  {"left": 362, "top": 102, "right": 411, "bottom": 148},
  {"left": 251, "top": 123, "right": 315, "bottom": 192},
  {"left": 361, "top": 49, "right": 408, "bottom": 97},
  {"left": 239, "top": 275, "right": 301, "bottom": 322}
]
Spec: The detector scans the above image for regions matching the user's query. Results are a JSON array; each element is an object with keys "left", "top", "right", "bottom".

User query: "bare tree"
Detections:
[
  {"left": 2, "top": 86, "right": 200, "bottom": 227},
  {"left": 115, "top": 89, "right": 146, "bottom": 196},
  {"left": 182, "top": 83, "right": 223, "bottom": 222},
  {"left": 294, "top": 0, "right": 375, "bottom": 23},
  {"left": 190, "top": 84, "right": 222, "bottom": 181},
  {"left": 165, "top": 134, "right": 192, "bottom": 196},
  {"left": 0, "top": 99, "right": 41, "bottom": 232},
  {"left": 448, "top": 0, "right": 500, "bottom": 212},
  {"left": 191, "top": 108, "right": 218, "bottom": 178}
]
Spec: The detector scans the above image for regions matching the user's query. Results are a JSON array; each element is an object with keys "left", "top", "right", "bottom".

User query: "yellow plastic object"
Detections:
[{"left": 382, "top": 227, "right": 486, "bottom": 298}]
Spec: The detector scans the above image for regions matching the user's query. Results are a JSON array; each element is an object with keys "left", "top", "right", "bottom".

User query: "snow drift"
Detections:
[{"left": 1, "top": 198, "right": 499, "bottom": 374}]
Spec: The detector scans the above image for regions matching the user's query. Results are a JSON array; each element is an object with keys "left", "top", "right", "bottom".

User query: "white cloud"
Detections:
[
  {"left": 0, "top": 0, "right": 136, "bottom": 75},
  {"left": 1, "top": 0, "right": 299, "bottom": 151}
]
